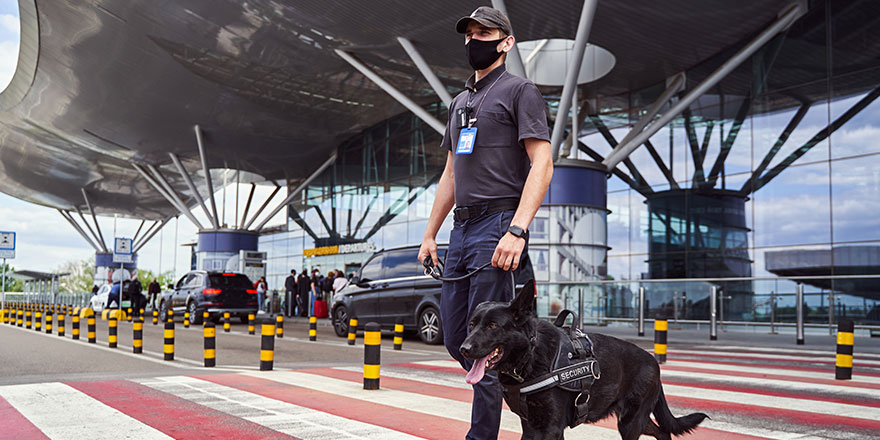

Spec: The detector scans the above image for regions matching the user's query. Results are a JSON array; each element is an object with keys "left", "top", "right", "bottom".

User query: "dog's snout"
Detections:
[{"left": 460, "top": 342, "right": 473, "bottom": 357}]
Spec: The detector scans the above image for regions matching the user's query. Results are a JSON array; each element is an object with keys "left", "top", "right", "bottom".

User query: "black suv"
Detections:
[
  {"left": 332, "top": 245, "right": 446, "bottom": 344},
  {"left": 159, "top": 271, "right": 258, "bottom": 325}
]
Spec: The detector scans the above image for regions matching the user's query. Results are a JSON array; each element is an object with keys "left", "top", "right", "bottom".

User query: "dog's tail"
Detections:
[{"left": 653, "top": 385, "right": 708, "bottom": 436}]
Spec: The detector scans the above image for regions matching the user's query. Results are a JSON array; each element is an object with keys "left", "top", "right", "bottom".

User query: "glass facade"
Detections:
[{"left": 260, "top": 0, "right": 879, "bottom": 327}]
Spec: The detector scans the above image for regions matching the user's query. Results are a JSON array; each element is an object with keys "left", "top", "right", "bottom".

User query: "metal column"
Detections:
[
  {"left": 710, "top": 286, "right": 717, "bottom": 341},
  {"left": 169, "top": 152, "right": 215, "bottom": 229},
  {"left": 195, "top": 125, "right": 221, "bottom": 230},
  {"left": 550, "top": 0, "right": 598, "bottom": 160},
  {"left": 397, "top": 37, "right": 453, "bottom": 107},
  {"left": 489, "top": 0, "right": 526, "bottom": 78},
  {"left": 254, "top": 153, "right": 338, "bottom": 231},
  {"left": 637, "top": 286, "right": 645, "bottom": 337},
  {"left": 796, "top": 283, "right": 804, "bottom": 345}
]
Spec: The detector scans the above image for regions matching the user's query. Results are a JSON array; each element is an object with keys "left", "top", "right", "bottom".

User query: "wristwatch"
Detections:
[{"left": 507, "top": 225, "right": 527, "bottom": 239}]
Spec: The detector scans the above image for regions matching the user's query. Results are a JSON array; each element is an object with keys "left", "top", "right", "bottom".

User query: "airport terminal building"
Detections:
[{"left": 0, "top": 1, "right": 878, "bottom": 328}]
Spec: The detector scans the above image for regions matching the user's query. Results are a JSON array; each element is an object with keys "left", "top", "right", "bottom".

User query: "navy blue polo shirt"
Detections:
[{"left": 440, "top": 65, "right": 550, "bottom": 206}]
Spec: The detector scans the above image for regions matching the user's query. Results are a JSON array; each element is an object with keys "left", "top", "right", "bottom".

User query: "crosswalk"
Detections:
[{"left": 1, "top": 345, "right": 879, "bottom": 439}]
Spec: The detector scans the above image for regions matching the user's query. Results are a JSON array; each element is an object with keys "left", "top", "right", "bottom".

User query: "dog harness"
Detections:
[{"left": 501, "top": 310, "right": 601, "bottom": 428}]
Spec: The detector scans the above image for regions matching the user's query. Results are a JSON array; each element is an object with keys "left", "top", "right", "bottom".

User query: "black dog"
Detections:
[{"left": 460, "top": 281, "right": 707, "bottom": 440}]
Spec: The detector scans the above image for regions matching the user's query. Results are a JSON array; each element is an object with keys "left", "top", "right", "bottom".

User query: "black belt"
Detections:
[{"left": 453, "top": 199, "right": 519, "bottom": 222}]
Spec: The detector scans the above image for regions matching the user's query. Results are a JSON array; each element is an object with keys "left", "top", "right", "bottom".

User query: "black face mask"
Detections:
[{"left": 465, "top": 37, "right": 506, "bottom": 71}]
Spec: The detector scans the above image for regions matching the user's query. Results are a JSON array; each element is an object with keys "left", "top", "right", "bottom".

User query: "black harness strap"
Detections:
[{"left": 501, "top": 310, "right": 600, "bottom": 426}]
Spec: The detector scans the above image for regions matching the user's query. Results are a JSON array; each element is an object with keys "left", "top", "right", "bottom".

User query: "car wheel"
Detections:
[
  {"left": 187, "top": 301, "right": 202, "bottom": 325},
  {"left": 333, "top": 306, "right": 348, "bottom": 337},
  {"left": 418, "top": 307, "right": 443, "bottom": 345},
  {"left": 159, "top": 299, "right": 171, "bottom": 322}
]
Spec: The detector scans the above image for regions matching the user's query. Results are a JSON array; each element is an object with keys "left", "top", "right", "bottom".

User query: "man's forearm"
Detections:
[{"left": 424, "top": 170, "right": 455, "bottom": 240}]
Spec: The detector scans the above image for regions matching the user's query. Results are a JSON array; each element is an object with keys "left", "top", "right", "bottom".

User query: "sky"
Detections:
[{"left": 0, "top": 2, "right": 285, "bottom": 281}]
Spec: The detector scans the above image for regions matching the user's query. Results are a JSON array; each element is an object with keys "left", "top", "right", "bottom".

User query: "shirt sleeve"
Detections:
[
  {"left": 515, "top": 82, "right": 550, "bottom": 143},
  {"left": 440, "top": 95, "right": 458, "bottom": 151}
]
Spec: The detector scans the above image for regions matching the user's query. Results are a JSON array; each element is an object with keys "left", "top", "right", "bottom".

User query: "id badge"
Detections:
[{"left": 456, "top": 127, "right": 477, "bottom": 155}]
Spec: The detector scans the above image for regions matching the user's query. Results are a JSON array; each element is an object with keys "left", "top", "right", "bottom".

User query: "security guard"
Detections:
[{"left": 417, "top": 6, "right": 553, "bottom": 439}]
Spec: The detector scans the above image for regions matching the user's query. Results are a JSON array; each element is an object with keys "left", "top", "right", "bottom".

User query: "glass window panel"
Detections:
[
  {"left": 831, "top": 155, "right": 880, "bottom": 243},
  {"left": 359, "top": 254, "right": 383, "bottom": 282},
  {"left": 753, "top": 161, "right": 831, "bottom": 247}
]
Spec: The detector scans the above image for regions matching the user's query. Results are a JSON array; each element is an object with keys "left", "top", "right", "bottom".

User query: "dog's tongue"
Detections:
[{"left": 466, "top": 354, "right": 491, "bottom": 385}]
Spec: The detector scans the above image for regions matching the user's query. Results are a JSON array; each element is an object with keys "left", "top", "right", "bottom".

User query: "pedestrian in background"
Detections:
[
  {"left": 296, "top": 270, "right": 311, "bottom": 316},
  {"left": 284, "top": 269, "right": 297, "bottom": 316},
  {"left": 332, "top": 269, "right": 347, "bottom": 293},
  {"left": 148, "top": 278, "right": 160, "bottom": 310},
  {"left": 256, "top": 276, "right": 268, "bottom": 312}
]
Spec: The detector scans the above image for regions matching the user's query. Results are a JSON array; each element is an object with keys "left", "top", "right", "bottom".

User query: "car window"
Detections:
[
  {"left": 208, "top": 274, "right": 253, "bottom": 288},
  {"left": 383, "top": 249, "right": 423, "bottom": 279},
  {"left": 176, "top": 274, "right": 190, "bottom": 289},
  {"left": 359, "top": 254, "right": 383, "bottom": 282},
  {"left": 189, "top": 274, "right": 205, "bottom": 288}
]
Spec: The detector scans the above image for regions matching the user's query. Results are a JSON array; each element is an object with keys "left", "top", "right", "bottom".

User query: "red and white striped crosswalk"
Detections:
[{"left": 1, "top": 346, "right": 878, "bottom": 440}]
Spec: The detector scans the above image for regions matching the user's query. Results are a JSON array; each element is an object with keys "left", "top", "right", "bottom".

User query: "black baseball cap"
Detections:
[{"left": 455, "top": 6, "right": 512, "bottom": 36}]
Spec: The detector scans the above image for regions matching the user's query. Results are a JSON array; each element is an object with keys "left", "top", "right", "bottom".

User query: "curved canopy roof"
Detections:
[{"left": 0, "top": 0, "right": 799, "bottom": 219}]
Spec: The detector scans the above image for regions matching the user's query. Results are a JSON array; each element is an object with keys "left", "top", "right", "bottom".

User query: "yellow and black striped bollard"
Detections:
[
  {"left": 364, "top": 322, "right": 381, "bottom": 390},
  {"left": 203, "top": 311, "right": 210, "bottom": 325},
  {"left": 248, "top": 313, "right": 255, "bottom": 335},
  {"left": 654, "top": 318, "right": 668, "bottom": 364},
  {"left": 164, "top": 320, "right": 175, "bottom": 361},
  {"left": 17, "top": 308, "right": 23, "bottom": 327},
  {"left": 35, "top": 310, "right": 42, "bottom": 332},
  {"left": 204, "top": 321, "right": 216, "bottom": 367},
  {"left": 309, "top": 315, "right": 317, "bottom": 341},
  {"left": 57, "top": 312, "right": 65, "bottom": 337},
  {"left": 276, "top": 314, "right": 284, "bottom": 338},
  {"left": 88, "top": 312, "right": 96, "bottom": 343},
  {"left": 45, "top": 310, "right": 53, "bottom": 334},
  {"left": 836, "top": 318, "right": 854, "bottom": 380},
  {"left": 223, "top": 312, "right": 231, "bottom": 333},
  {"left": 393, "top": 318, "right": 404, "bottom": 351},
  {"left": 127, "top": 307, "right": 133, "bottom": 322},
  {"left": 139, "top": 308, "right": 145, "bottom": 320},
  {"left": 260, "top": 317, "right": 275, "bottom": 371},
  {"left": 166, "top": 309, "right": 174, "bottom": 323},
  {"left": 25, "top": 310, "right": 32, "bottom": 329},
  {"left": 184, "top": 311, "right": 190, "bottom": 328},
  {"left": 108, "top": 316, "right": 118, "bottom": 348},
  {"left": 348, "top": 317, "right": 358, "bottom": 345},
  {"left": 133, "top": 316, "right": 144, "bottom": 354},
  {"left": 72, "top": 312, "right": 80, "bottom": 340},
  {"left": 152, "top": 309, "right": 158, "bottom": 325}
]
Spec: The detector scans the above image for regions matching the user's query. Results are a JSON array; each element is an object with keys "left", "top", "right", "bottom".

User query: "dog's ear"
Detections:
[{"left": 510, "top": 279, "right": 536, "bottom": 323}]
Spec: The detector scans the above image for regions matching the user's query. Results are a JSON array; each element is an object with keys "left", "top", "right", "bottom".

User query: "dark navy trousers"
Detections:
[{"left": 441, "top": 206, "right": 526, "bottom": 440}]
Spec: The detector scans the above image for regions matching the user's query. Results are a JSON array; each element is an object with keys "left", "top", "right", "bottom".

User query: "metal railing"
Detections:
[{"left": 536, "top": 275, "right": 880, "bottom": 339}]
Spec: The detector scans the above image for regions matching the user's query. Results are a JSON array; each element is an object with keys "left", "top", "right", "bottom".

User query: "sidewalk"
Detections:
[{"left": 581, "top": 322, "right": 880, "bottom": 354}]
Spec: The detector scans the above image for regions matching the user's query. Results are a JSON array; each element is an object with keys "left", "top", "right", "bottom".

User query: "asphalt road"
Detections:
[{"left": 0, "top": 315, "right": 449, "bottom": 386}]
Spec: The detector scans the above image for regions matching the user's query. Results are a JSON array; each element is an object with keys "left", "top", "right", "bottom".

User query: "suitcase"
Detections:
[{"left": 313, "top": 299, "right": 329, "bottom": 318}]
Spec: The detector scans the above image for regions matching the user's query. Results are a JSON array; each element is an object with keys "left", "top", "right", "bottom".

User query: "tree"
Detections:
[
  {"left": 136, "top": 268, "right": 175, "bottom": 288},
  {"left": 57, "top": 257, "right": 95, "bottom": 293},
  {"left": 0, "top": 263, "right": 23, "bottom": 292}
]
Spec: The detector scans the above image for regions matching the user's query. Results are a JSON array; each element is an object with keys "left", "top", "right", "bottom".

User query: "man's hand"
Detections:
[
  {"left": 492, "top": 233, "right": 525, "bottom": 271},
  {"left": 418, "top": 237, "right": 439, "bottom": 267}
]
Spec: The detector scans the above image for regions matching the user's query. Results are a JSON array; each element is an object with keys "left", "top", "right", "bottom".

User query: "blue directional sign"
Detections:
[
  {"left": 0, "top": 231, "right": 15, "bottom": 259},
  {"left": 113, "top": 237, "right": 133, "bottom": 263}
]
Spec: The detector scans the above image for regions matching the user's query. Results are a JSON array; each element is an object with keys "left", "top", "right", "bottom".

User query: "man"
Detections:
[
  {"left": 148, "top": 278, "right": 161, "bottom": 310},
  {"left": 417, "top": 7, "right": 553, "bottom": 440},
  {"left": 284, "top": 269, "right": 297, "bottom": 317},
  {"left": 127, "top": 277, "right": 144, "bottom": 315},
  {"left": 296, "top": 270, "right": 311, "bottom": 317}
]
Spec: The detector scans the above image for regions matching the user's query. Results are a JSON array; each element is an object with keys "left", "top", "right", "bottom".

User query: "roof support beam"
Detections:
[
  {"left": 57, "top": 210, "right": 101, "bottom": 252},
  {"left": 132, "top": 163, "right": 203, "bottom": 229},
  {"left": 706, "top": 97, "right": 751, "bottom": 187},
  {"left": 489, "top": 0, "right": 527, "bottom": 78},
  {"left": 751, "top": 85, "right": 880, "bottom": 193},
  {"left": 587, "top": 114, "right": 652, "bottom": 192},
  {"left": 169, "top": 152, "right": 216, "bottom": 229},
  {"left": 240, "top": 183, "right": 256, "bottom": 229},
  {"left": 131, "top": 219, "right": 146, "bottom": 244},
  {"left": 134, "top": 216, "right": 173, "bottom": 254},
  {"left": 616, "top": 72, "right": 686, "bottom": 151},
  {"left": 523, "top": 39, "right": 549, "bottom": 68},
  {"left": 254, "top": 153, "right": 338, "bottom": 231},
  {"left": 335, "top": 49, "right": 445, "bottom": 135},
  {"left": 80, "top": 189, "right": 108, "bottom": 252},
  {"left": 74, "top": 207, "right": 107, "bottom": 253},
  {"left": 243, "top": 183, "right": 282, "bottom": 231},
  {"left": 602, "top": 2, "right": 806, "bottom": 170},
  {"left": 739, "top": 101, "right": 810, "bottom": 194},
  {"left": 145, "top": 164, "right": 204, "bottom": 230},
  {"left": 194, "top": 125, "right": 221, "bottom": 229},
  {"left": 550, "top": 0, "right": 599, "bottom": 160},
  {"left": 682, "top": 109, "right": 706, "bottom": 185},
  {"left": 397, "top": 37, "right": 453, "bottom": 107},
  {"left": 132, "top": 220, "right": 158, "bottom": 251}
]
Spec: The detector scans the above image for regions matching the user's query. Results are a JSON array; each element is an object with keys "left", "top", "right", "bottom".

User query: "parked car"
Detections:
[
  {"left": 157, "top": 271, "right": 258, "bottom": 325},
  {"left": 332, "top": 245, "right": 447, "bottom": 345},
  {"left": 89, "top": 282, "right": 131, "bottom": 312}
]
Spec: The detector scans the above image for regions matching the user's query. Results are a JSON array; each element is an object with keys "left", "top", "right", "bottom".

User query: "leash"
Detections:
[{"left": 422, "top": 256, "right": 491, "bottom": 282}]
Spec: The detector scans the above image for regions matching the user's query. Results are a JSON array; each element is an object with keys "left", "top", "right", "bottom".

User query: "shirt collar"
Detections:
[{"left": 465, "top": 64, "right": 507, "bottom": 92}]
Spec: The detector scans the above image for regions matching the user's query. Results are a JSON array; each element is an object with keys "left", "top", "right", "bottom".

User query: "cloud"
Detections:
[
  {"left": 0, "top": 39, "right": 18, "bottom": 92},
  {"left": 0, "top": 14, "right": 18, "bottom": 35}
]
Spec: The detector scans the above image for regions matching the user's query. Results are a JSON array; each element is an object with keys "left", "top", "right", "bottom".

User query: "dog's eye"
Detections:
[
  {"left": 468, "top": 322, "right": 474, "bottom": 330},
  {"left": 488, "top": 322, "right": 497, "bottom": 329}
]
